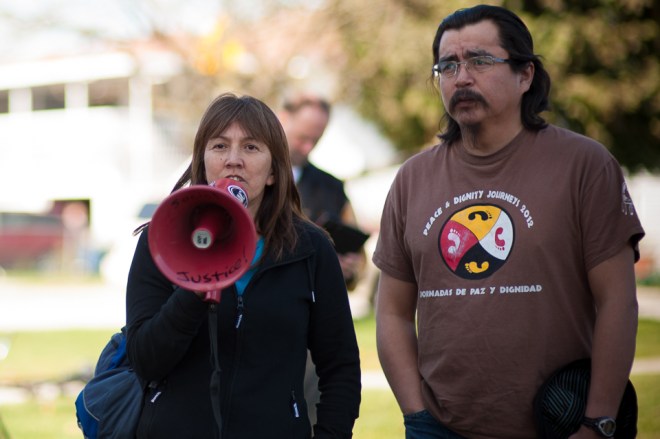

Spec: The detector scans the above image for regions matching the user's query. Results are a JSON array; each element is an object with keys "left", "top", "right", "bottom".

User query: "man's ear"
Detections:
[{"left": 520, "top": 61, "right": 535, "bottom": 93}]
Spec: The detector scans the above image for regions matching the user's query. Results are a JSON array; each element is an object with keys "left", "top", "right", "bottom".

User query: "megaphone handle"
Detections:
[{"left": 204, "top": 290, "right": 221, "bottom": 303}]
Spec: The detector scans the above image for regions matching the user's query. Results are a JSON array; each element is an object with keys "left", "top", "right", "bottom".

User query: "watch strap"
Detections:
[{"left": 582, "top": 416, "right": 616, "bottom": 438}]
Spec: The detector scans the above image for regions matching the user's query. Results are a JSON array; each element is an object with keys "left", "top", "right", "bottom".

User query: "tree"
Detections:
[
  {"left": 516, "top": 0, "right": 660, "bottom": 173},
  {"left": 321, "top": 0, "right": 660, "bottom": 171},
  {"left": 153, "top": 0, "right": 660, "bottom": 172}
]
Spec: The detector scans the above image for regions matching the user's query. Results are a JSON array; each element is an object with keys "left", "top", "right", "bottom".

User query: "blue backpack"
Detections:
[{"left": 75, "top": 327, "right": 148, "bottom": 439}]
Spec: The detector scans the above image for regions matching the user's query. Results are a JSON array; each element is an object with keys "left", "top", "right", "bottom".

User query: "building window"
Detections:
[
  {"left": 89, "top": 78, "right": 129, "bottom": 107},
  {"left": 32, "top": 84, "right": 66, "bottom": 110}
]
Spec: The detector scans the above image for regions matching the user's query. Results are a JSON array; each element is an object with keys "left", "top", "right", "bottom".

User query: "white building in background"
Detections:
[
  {"left": 0, "top": 46, "right": 190, "bottom": 271},
  {"left": 0, "top": 44, "right": 402, "bottom": 283}
]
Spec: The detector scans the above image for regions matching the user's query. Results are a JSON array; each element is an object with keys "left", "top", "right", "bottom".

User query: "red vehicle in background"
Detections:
[{"left": 0, "top": 211, "right": 65, "bottom": 270}]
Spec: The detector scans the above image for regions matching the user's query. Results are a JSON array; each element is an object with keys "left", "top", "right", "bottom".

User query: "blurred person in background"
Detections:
[
  {"left": 279, "top": 94, "right": 367, "bottom": 289},
  {"left": 373, "top": 5, "right": 644, "bottom": 439}
]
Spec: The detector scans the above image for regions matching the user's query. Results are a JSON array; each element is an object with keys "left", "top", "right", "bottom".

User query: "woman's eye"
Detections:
[{"left": 245, "top": 143, "right": 259, "bottom": 151}]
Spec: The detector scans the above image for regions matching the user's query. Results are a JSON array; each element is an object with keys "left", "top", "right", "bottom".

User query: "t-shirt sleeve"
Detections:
[
  {"left": 372, "top": 170, "right": 417, "bottom": 283},
  {"left": 580, "top": 156, "right": 645, "bottom": 271}
]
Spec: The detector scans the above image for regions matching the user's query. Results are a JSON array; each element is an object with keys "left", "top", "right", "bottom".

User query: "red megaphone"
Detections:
[{"left": 148, "top": 178, "right": 257, "bottom": 303}]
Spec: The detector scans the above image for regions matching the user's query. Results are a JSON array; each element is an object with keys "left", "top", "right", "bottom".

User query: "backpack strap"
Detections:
[{"left": 108, "top": 333, "right": 128, "bottom": 370}]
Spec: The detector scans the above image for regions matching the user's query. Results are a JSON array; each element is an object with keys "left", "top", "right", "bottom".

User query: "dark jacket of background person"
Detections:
[
  {"left": 126, "top": 219, "right": 361, "bottom": 439},
  {"left": 296, "top": 161, "right": 349, "bottom": 226}
]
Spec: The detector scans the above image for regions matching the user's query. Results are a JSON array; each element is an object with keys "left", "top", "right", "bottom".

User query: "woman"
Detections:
[{"left": 126, "top": 93, "right": 361, "bottom": 438}]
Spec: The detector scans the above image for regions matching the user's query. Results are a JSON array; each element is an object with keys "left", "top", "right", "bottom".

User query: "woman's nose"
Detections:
[{"left": 225, "top": 147, "right": 243, "bottom": 166}]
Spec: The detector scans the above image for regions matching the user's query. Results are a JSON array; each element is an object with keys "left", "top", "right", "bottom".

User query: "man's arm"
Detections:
[
  {"left": 571, "top": 244, "right": 638, "bottom": 438},
  {"left": 375, "top": 271, "right": 425, "bottom": 414}
]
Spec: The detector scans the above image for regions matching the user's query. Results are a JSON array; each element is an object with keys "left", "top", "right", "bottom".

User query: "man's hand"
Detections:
[{"left": 337, "top": 253, "right": 365, "bottom": 289}]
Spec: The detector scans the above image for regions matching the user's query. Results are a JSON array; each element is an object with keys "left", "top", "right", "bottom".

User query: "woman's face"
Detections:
[{"left": 204, "top": 122, "right": 275, "bottom": 219}]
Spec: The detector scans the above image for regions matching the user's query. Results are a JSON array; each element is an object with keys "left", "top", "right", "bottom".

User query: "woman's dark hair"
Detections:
[
  {"left": 432, "top": 4, "right": 551, "bottom": 144},
  {"left": 137, "top": 93, "right": 306, "bottom": 260}
]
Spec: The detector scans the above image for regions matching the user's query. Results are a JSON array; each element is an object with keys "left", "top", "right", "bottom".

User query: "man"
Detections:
[
  {"left": 279, "top": 93, "right": 366, "bottom": 428},
  {"left": 279, "top": 94, "right": 365, "bottom": 289},
  {"left": 373, "top": 5, "right": 645, "bottom": 439}
]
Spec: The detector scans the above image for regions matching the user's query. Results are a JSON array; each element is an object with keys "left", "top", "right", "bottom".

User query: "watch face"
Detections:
[{"left": 598, "top": 418, "right": 616, "bottom": 437}]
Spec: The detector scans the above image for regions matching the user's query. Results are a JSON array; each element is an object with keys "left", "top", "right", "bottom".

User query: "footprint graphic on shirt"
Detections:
[
  {"left": 494, "top": 227, "right": 506, "bottom": 251},
  {"left": 465, "top": 261, "right": 490, "bottom": 274},
  {"left": 447, "top": 228, "right": 461, "bottom": 255}
]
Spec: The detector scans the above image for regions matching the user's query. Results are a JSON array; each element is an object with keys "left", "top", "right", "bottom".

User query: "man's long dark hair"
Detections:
[{"left": 432, "top": 5, "right": 551, "bottom": 145}]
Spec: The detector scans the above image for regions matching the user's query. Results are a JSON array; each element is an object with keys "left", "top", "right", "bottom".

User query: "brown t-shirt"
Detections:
[{"left": 373, "top": 125, "right": 645, "bottom": 439}]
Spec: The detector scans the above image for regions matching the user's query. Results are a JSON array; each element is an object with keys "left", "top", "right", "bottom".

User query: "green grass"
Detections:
[
  {"left": 637, "top": 319, "right": 660, "bottom": 358},
  {"left": 354, "top": 314, "right": 379, "bottom": 370},
  {"left": 354, "top": 390, "right": 404, "bottom": 439},
  {"left": 0, "top": 329, "right": 115, "bottom": 383},
  {"left": 0, "top": 398, "right": 81, "bottom": 439},
  {"left": 0, "top": 316, "right": 658, "bottom": 438}
]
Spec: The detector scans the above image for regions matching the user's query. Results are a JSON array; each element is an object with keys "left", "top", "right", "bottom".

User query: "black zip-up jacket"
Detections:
[{"left": 126, "top": 220, "right": 361, "bottom": 438}]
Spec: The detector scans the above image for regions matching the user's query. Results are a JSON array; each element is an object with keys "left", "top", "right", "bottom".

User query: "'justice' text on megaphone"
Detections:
[{"left": 148, "top": 178, "right": 257, "bottom": 303}]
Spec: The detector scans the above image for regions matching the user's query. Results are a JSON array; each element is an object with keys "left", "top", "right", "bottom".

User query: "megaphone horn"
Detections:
[{"left": 148, "top": 179, "right": 257, "bottom": 303}]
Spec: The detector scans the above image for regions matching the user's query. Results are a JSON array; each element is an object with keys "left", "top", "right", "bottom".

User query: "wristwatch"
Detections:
[{"left": 582, "top": 416, "right": 616, "bottom": 437}]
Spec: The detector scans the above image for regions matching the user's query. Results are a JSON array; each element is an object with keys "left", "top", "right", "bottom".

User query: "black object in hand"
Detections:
[{"left": 322, "top": 220, "right": 370, "bottom": 254}]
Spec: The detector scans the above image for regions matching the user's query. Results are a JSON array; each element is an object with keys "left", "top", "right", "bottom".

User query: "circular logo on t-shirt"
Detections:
[{"left": 439, "top": 204, "right": 514, "bottom": 280}]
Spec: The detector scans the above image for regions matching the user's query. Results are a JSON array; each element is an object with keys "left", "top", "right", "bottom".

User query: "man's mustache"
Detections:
[{"left": 449, "top": 89, "right": 488, "bottom": 112}]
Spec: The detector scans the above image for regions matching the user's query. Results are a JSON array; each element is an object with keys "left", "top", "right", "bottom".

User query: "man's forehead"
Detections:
[
  {"left": 438, "top": 48, "right": 495, "bottom": 62},
  {"left": 438, "top": 20, "right": 501, "bottom": 56}
]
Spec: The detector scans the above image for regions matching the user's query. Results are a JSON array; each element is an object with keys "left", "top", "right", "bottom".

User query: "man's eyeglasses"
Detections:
[{"left": 432, "top": 55, "right": 510, "bottom": 79}]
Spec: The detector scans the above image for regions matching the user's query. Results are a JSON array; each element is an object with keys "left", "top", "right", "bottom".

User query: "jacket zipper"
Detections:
[
  {"left": 235, "top": 295, "right": 244, "bottom": 329},
  {"left": 148, "top": 381, "right": 162, "bottom": 403},
  {"left": 223, "top": 292, "right": 245, "bottom": 435},
  {"left": 290, "top": 390, "right": 300, "bottom": 418}
]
